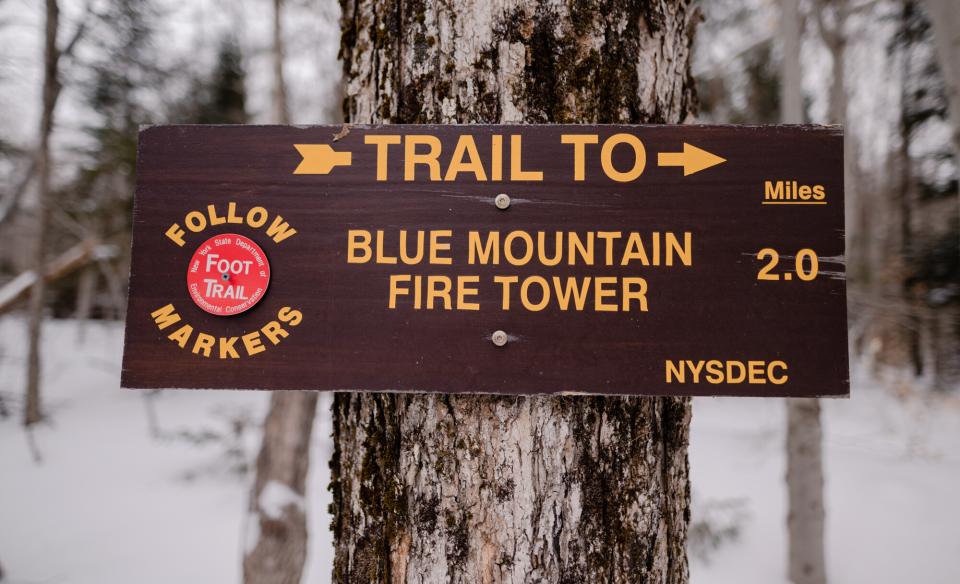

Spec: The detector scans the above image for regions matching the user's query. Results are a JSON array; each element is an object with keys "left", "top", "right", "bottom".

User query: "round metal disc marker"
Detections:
[{"left": 186, "top": 233, "right": 271, "bottom": 316}]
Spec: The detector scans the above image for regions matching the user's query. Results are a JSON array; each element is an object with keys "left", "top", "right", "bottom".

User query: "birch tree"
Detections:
[
  {"left": 243, "top": 1, "right": 319, "bottom": 582},
  {"left": 24, "top": 0, "right": 61, "bottom": 426},
  {"left": 923, "top": 0, "right": 960, "bottom": 168},
  {"left": 243, "top": 389, "right": 318, "bottom": 584},
  {"left": 272, "top": 0, "right": 291, "bottom": 125},
  {"left": 331, "top": 1, "right": 698, "bottom": 582},
  {"left": 780, "top": 1, "right": 827, "bottom": 583},
  {"left": 22, "top": 0, "right": 90, "bottom": 427}
]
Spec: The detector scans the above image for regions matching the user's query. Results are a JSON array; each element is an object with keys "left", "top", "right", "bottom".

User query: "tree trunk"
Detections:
[
  {"left": 243, "top": 391, "right": 319, "bottom": 584},
  {"left": 785, "top": 399, "right": 826, "bottom": 584},
  {"left": 332, "top": 2, "right": 698, "bottom": 582},
  {"left": 779, "top": 0, "right": 804, "bottom": 126},
  {"left": 74, "top": 264, "right": 96, "bottom": 342},
  {"left": 815, "top": 1, "right": 863, "bottom": 284},
  {"left": 272, "top": 0, "right": 291, "bottom": 125},
  {"left": 243, "top": 1, "right": 320, "bottom": 581},
  {"left": 780, "top": 1, "right": 827, "bottom": 583},
  {"left": 923, "top": 0, "right": 960, "bottom": 228},
  {"left": 924, "top": 0, "right": 960, "bottom": 167},
  {"left": 24, "top": 0, "right": 61, "bottom": 427}
]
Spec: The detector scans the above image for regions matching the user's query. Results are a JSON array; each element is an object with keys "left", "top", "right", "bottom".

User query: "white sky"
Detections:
[
  {"left": 0, "top": 0, "right": 342, "bottom": 168},
  {"left": 0, "top": 0, "right": 929, "bottom": 188}
]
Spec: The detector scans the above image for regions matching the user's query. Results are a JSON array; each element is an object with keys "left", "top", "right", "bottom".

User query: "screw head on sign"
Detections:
[
  {"left": 494, "top": 193, "right": 511, "bottom": 210},
  {"left": 491, "top": 330, "right": 509, "bottom": 347},
  {"left": 220, "top": 272, "right": 230, "bottom": 282}
]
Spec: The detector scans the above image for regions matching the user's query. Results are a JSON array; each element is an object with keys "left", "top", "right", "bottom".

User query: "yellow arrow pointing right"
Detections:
[
  {"left": 293, "top": 144, "right": 353, "bottom": 175},
  {"left": 657, "top": 143, "right": 726, "bottom": 176}
]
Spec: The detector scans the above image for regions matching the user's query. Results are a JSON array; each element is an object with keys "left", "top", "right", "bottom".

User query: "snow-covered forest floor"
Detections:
[{"left": 1, "top": 317, "right": 958, "bottom": 583}]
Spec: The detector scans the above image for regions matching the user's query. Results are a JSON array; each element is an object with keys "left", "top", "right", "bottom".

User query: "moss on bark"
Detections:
[{"left": 332, "top": 1, "right": 698, "bottom": 582}]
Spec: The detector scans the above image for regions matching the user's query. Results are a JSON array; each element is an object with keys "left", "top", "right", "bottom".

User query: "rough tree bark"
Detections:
[
  {"left": 331, "top": 1, "right": 698, "bottom": 582},
  {"left": 24, "top": 0, "right": 61, "bottom": 427},
  {"left": 780, "top": 1, "right": 827, "bottom": 584},
  {"left": 243, "top": 1, "right": 320, "bottom": 581}
]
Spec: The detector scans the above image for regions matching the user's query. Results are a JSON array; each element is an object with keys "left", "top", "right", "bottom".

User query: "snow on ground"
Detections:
[
  {"left": 1, "top": 317, "right": 958, "bottom": 583},
  {"left": 0, "top": 317, "right": 331, "bottom": 584},
  {"left": 689, "top": 391, "right": 960, "bottom": 583}
]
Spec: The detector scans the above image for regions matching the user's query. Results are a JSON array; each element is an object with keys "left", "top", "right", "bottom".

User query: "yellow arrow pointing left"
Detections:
[
  {"left": 657, "top": 143, "right": 726, "bottom": 176},
  {"left": 293, "top": 144, "right": 352, "bottom": 175}
]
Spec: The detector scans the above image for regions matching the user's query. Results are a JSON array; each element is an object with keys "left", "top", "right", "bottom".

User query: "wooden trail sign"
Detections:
[{"left": 122, "top": 124, "right": 848, "bottom": 397}]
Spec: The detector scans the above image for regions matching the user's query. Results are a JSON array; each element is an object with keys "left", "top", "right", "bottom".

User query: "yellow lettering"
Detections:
[
  {"left": 568, "top": 232, "right": 594, "bottom": 265},
  {"left": 165, "top": 224, "right": 186, "bottom": 247},
  {"left": 429, "top": 230, "right": 452, "bottom": 264},
  {"left": 504, "top": 231, "right": 533, "bottom": 265},
  {"left": 510, "top": 135, "right": 543, "bottom": 181},
  {"left": 247, "top": 206, "right": 268, "bottom": 228},
  {"left": 597, "top": 231, "right": 622, "bottom": 265},
  {"left": 600, "top": 133, "right": 646, "bottom": 182},
  {"left": 520, "top": 276, "right": 550, "bottom": 311},
  {"left": 185, "top": 211, "right": 206, "bottom": 232},
  {"left": 561, "top": 134, "right": 599, "bottom": 180},
  {"left": 207, "top": 204, "right": 225, "bottom": 226},
  {"left": 192, "top": 333, "right": 215, "bottom": 357},
  {"left": 376, "top": 229, "right": 398, "bottom": 264},
  {"left": 494, "top": 275, "right": 518, "bottom": 310},
  {"left": 770, "top": 361, "right": 789, "bottom": 384},
  {"left": 227, "top": 202, "right": 244, "bottom": 224},
  {"left": 261, "top": 321, "right": 289, "bottom": 345},
  {"left": 552, "top": 277, "right": 590, "bottom": 311},
  {"left": 242, "top": 331, "right": 265, "bottom": 356},
  {"left": 444, "top": 136, "right": 487, "bottom": 181},
  {"left": 665, "top": 360, "right": 684, "bottom": 383},
  {"left": 399, "top": 230, "right": 424, "bottom": 264},
  {"left": 468, "top": 231, "right": 499, "bottom": 265},
  {"left": 457, "top": 275, "right": 480, "bottom": 310},
  {"left": 168, "top": 324, "right": 193, "bottom": 348},
  {"left": 537, "top": 231, "right": 563, "bottom": 266},
  {"left": 405, "top": 135, "right": 442, "bottom": 181},
  {"left": 426, "top": 276, "right": 452, "bottom": 309},
  {"left": 491, "top": 135, "right": 503, "bottom": 181},
  {"left": 365, "top": 135, "right": 402, "bottom": 181},
  {"left": 622, "top": 277, "right": 648, "bottom": 311},
  {"left": 594, "top": 277, "right": 618, "bottom": 311},
  {"left": 389, "top": 275, "right": 411, "bottom": 308},
  {"left": 151, "top": 304, "right": 181, "bottom": 330},
  {"left": 621, "top": 232, "right": 650, "bottom": 266},
  {"left": 265, "top": 215, "right": 297, "bottom": 243},
  {"left": 666, "top": 232, "right": 692, "bottom": 266},
  {"left": 277, "top": 306, "right": 303, "bottom": 326},
  {"left": 347, "top": 230, "right": 372, "bottom": 263},
  {"left": 219, "top": 336, "right": 240, "bottom": 359}
]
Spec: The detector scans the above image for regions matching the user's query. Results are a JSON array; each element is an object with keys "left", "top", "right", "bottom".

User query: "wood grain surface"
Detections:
[{"left": 122, "top": 124, "right": 848, "bottom": 396}]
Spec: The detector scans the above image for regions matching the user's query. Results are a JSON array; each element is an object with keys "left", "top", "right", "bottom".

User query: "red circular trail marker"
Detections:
[{"left": 186, "top": 233, "right": 270, "bottom": 316}]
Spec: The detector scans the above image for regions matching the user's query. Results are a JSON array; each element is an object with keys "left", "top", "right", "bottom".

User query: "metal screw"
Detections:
[
  {"left": 494, "top": 193, "right": 511, "bottom": 210},
  {"left": 220, "top": 272, "right": 230, "bottom": 282},
  {"left": 491, "top": 330, "right": 509, "bottom": 347}
]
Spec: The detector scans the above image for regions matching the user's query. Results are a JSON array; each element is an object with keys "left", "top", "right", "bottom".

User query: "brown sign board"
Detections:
[{"left": 122, "top": 124, "right": 848, "bottom": 397}]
